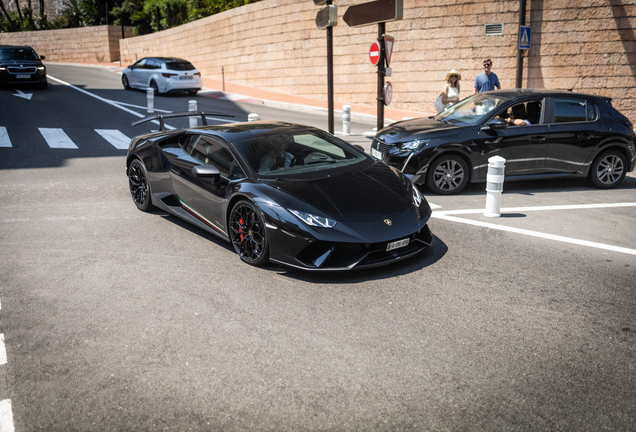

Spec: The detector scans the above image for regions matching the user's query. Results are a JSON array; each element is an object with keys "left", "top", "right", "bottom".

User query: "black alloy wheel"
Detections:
[
  {"left": 149, "top": 80, "right": 159, "bottom": 95},
  {"left": 426, "top": 154, "right": 469, "bottom": 195},
  {"left": 589, "top": 150, "right": 627, "bottom": 189},
  {"left": 128, "top": 159, "right": 154, "bottom": 212},
  {"left": 122, "top": 74, "right": 131, "bottom": 90},
  {"left": 229, "top": 200, "right": 269, "bottom": 266}
]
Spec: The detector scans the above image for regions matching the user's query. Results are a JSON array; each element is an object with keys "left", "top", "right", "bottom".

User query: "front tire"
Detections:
[
  {"left": 128, "top": 159, "right": 155, "bottom": 212},
  {"left": 588, "top": 150, "right": 627, "bottom": 189},
  {"left": 426, "top": 154, "right": 469, "bottom": 195},
  {"left": 122, "top": 74, "right": 131, "bottom": 90},
  {"left": 229, "top": 200, "right": 269, "bottom": 266}
]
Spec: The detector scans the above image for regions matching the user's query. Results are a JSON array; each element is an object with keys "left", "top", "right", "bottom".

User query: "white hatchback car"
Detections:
[{"left": 122, "top": 57, "right": 202, "bottom": 95}]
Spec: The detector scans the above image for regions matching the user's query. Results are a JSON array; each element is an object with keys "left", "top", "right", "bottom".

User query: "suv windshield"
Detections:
[
  {"left": 0, "top": 48, "right": 39, "bottom": 61},
  {"left": 233, "top": 130, "right": 367, "bottom": 177},
  {"left": 166, "top": 61, "right": 195, "bottom": 71},
  {"left": 436, "top": 93, "right": 512, "bottom": 125}
]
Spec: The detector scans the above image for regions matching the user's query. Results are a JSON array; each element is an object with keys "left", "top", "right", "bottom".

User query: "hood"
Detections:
[
  {"left": 267, "top": 162, "right": 412, "bottom": 222},
  {"left": 377, "top": 117, "right": 463, "bottom": 143}
]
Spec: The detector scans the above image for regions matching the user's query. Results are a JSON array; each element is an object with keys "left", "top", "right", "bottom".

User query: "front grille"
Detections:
[
  {"left": 8, "top": 67, "right": 36, "bottom": 74},
  {"left": 371, "top": 139, "right": 394, "bottom": 154}
]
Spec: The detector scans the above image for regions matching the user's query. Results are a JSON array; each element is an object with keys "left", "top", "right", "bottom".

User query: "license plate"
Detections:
[
  {"left": 371, "top": 148, "right": 383, "bottom": 159},
  {"left": 386, "top": 238, "right": 409, "bottom": 252},
  {"left": 16, "top": 74, "right": 30, "bottom": 79},
  {"left": 179, "top": 76, "right": 193, "bottom": 80}
]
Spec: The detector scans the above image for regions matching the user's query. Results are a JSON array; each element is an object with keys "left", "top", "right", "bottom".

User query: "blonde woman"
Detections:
[{"left": 440, "top": 70, "right": 461, "bottom": 108}]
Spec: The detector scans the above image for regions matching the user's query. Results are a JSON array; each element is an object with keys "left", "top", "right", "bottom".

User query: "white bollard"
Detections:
[
  {"left": 248, "top": 113, "right": 259, "bottom": 122},
  {"left": 146, "top": 87, "right": 154, "bottom": 113},
  {"left": 342, "top": 105, "right": 351, "bottom": 136},
  {"left": 188, "top": 100, "right": 197, "bottom": 128},
  {"left": 484, "top": 155, "right": 506, "bottom": 217}
]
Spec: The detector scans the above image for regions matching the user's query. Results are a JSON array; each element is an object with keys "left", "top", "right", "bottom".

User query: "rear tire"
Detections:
[
  {"left": 149, "top": 80, "right": 159, "bottom": 95},
  {"left": 187, "top": 89, "right": 198, "bottom": 96},
  {"left": 426, "top": 154, "right": 469, "bottom": 195},
  {"left": 588, "top": 150, "right": 627, "bottom": 189}
]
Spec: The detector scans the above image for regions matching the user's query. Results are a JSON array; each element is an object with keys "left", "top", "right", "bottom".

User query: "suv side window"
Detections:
[
  {"left": 554, "top": 98, "right": 597, "bottom": 123},
  {"left": 189, "top": 136, "right": 246, "bottom": 180}
]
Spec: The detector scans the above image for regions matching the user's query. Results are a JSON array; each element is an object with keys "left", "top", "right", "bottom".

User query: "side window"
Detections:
[
  {"left": 493, "top": 100, "right": 542, "bottom": 126},
  {"left": 133, "top": 59, "right": 146, "bottom": 69},
  {"left": 554, "top": 98, "right": 596, "bottom": 123},
  {"left": 189, "top": 137, "right": 245, "bottom": 180}
]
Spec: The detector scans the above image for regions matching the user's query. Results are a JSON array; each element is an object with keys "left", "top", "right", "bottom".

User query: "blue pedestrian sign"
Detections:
[{"left": 519, "top": 26, "right": 531, "bottom": 50}]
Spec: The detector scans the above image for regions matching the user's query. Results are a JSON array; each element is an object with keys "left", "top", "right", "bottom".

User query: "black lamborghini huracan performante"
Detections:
[{"left": 126, "top": 113, "right": 433, "bottom": 271}]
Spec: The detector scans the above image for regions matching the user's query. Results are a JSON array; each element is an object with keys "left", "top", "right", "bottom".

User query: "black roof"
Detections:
[{"left": 484, "top": 88, "right": 611, "bottom": 102}]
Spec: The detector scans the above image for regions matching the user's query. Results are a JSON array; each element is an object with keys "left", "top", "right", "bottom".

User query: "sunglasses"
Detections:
[
  {"left": 483, "top": 63, "right": 492, "bottom": 67},
  {"left": 449, "top": 75, "right": 458, "bottom": 78}
]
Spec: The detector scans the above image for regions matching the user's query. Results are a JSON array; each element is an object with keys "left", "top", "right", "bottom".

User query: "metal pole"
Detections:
[
  {"left": 327, "top": 25, "right": 334, "bottom": 134},
  {"left": 515, "top": 0, "right": 527, "bottom": 88},
  {"left": 377, "top": 22, "right": 385, "bottom": 131},
  {"left": 155, "top": 6, "right": 160, "bottom": 32},
  {"left": 222, "top": 66, "right": 225, "bottom": 91}
]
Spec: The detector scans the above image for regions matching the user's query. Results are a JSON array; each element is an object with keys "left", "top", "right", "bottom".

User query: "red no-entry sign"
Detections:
[{"left": 369, "top": 41, "right": 381, "bottom": 66}]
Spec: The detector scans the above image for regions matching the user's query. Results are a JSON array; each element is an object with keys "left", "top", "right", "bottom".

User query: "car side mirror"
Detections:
[
  {"left": 39, "top": 55, "right": 45, "bottom": 60},
  {"left": 353, "top": 144, "right": 365, "bottom": 152},
  {"left": 482, "top": 118, "right": 509, "bottom": 131},
  {"left": 192, "top": 165, "right": 221, "bottom": 180}
]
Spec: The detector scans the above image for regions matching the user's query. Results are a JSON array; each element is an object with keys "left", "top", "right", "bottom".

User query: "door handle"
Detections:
[
  {"left": 530, "top": 136, "right": 547, "bottom": 143},
  {"left": 577, "top": 133, "right": 593, "bottom": 140}
]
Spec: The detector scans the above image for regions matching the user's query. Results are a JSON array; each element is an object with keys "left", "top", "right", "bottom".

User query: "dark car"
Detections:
[
  {"left": 127, "top": 113, "right": 433, "bottom": 271},
  {"left": 372, "top": 90, "right": 636, "bottom": 194},
  {"left": 0, "top": 45, "right": 47, "bottom": 89},
  {"left": 121, "top": 57, "right": 201, "bottom": 95}
]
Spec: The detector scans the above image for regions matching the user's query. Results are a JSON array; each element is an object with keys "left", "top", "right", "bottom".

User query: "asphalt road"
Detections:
[{"left": 0, "top": 65, "right": 635, "bottom": 431}]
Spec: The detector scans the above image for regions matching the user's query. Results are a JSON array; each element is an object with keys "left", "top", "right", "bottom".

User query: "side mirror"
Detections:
[
  {"left": 482, "top": 118, "right": 509, "bottom": 131},
  {"left": 40, "top": 55, "right": 45, "bottom": 60},
  {"left": 192, "top": 165, "right": 220, "bottom": 180},
  {"left": 353, "top": 144, "right": 365, "bottom": 152}
]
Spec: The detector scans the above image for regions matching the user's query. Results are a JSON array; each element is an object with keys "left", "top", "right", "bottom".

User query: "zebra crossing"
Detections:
[{"left": 0, "top": 126, "right": 131, "bottom": 150}]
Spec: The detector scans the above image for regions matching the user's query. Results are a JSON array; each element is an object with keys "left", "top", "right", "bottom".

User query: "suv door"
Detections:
[
  {"left": 476, "top": 99, "right": 549, "bottom": 177},
  {"left": 545, "top": 97, "right": 602, "bottom": 173}
]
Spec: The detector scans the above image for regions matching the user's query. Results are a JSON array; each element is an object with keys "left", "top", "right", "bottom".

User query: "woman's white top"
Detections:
[{"left": 447, "top": 86, "right": 459, "bottom": 99}]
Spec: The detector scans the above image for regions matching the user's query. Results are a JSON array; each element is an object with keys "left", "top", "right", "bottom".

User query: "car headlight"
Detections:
[
  {"left": 401, "top": 139, "right": 428, "bottom": 151},
  {"left": 289, "top": 209, "right": 337, "bottom": 228},
  {"left": 412, "top": 184, "right": 424, "bottom": 207},
  {"left": 0, "top": 67, "right": 6, "bottom": 71},
  {"left": 37, "top": 66, "right": 45, "bottom": 70}
]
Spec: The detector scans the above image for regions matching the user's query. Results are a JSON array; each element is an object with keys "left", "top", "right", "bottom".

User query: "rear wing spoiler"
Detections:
[{"left": 132, "top": 111, "right": 234, "bottom": 131}]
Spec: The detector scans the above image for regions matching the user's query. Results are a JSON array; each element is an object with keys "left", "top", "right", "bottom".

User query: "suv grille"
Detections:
[
  {"left": 371, "top": 139, "right": 394, "bottom": 154},
  {"left": 8, "top": 67, "right": 36, "bottom": 74}
]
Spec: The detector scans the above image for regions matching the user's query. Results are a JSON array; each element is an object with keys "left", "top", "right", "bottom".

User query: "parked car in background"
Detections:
[
  {"left": 372, "top": 89, "right": 636, "bottom": 194},
  {"left": 127, "top": 115, "right": 433, "bottom": 270},
  {"left": 0, "top": 45, "right": 47, "bottom": 89},
  {"left": 121, "top": 57, "right": 201, "bottom": 95}
]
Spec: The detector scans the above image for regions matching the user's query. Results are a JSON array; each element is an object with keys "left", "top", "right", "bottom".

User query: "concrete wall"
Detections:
[
  {"left": 0, "top": 25, "right": 134, "bottom": 63},
  {"left": 118, "top": 0, "right": 636, "bottom": 121}
]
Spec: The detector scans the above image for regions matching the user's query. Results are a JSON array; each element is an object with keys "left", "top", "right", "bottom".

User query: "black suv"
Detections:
[
  {"left": 0, "top": 45, "right": 47, "bottom": 89},
  {"left": 372, "top": 90, "right": 636, "bottom": 194}
]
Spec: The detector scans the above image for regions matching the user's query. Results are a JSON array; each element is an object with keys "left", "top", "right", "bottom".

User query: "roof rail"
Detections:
[{"left": 132, "top": 111, "right": 234, "bottom": 131}]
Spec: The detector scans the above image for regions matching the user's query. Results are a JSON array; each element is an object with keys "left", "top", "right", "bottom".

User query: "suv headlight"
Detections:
[
  {"left": 289, "top": 209, "right": 337, "bottom": 228},
  {"left": 412, "top": 184, "right": 424, "bottom": 207},
  {"left": 401, "top": 139, "right": 428, "bottom": 151}
]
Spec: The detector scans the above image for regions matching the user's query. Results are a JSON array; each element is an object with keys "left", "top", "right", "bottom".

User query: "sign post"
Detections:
[
  {"left": 314, "top": 0, "right": 338, "bottom": 134},
  {"left": 343, "top": 0, "right": 402, "bottom": 131}
]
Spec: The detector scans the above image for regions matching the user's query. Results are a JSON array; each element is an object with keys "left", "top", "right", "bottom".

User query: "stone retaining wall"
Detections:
[
  {"left": 118, "top": 0, "right": 636, "bottom": 121},
  {"left": 0, "top": 25, "right": 133, "bottom": 63}
]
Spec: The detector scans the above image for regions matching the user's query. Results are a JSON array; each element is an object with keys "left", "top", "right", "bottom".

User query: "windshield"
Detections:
[
  {"left": 233, "top": 130, "right": 367, "bottom": 177},
  {"left": 436, "top": 93, "right": 512, "bottom": 125},
  {"left": 0, "top": 48, "right": 39, "bottom": 61}
]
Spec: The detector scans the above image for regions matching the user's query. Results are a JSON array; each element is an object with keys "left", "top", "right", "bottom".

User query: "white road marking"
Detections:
[
  {"left": 39, "top": 128, "right": 78, "bottom": 149},
  {"left": 434, "top": 202, "right": 636, "bottom": 215},
  {"left": 0, "top": 399, "right": 15, "bottom": 432},
  {"left": 432, "top": 202, "right": 636, "bottom": 256},
  {"left": 0, "top": 128, "right": 11, "bottom": 148},
  {"left": 0, "top": 335, "right": 6, "bottom": 366},
  {"left": 95, "top": 129, "right": 131, "bottom": 150},
  {"left": 47, "top": 75, "right": 176, "bottom": 130},
  {"left": 13, "top": 89, "right": 32, "bottom": 100}
]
